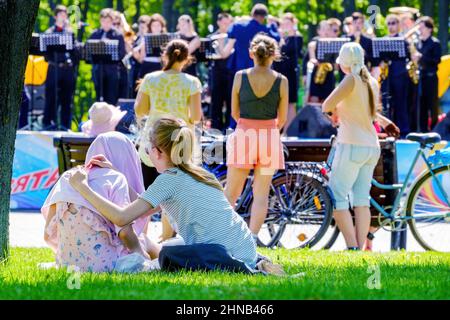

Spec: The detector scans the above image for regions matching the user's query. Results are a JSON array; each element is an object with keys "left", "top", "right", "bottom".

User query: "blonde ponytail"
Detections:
[
  {"left": 150, "top": 117, "right": 223, "bottom": 191},
  {"left": 359, "top": 66, "right": 376, "bottom": 119}
]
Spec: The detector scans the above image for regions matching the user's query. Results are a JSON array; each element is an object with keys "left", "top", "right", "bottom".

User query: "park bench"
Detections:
[{"left": 53, "top": 134, "right": 398, "bottom": 229}]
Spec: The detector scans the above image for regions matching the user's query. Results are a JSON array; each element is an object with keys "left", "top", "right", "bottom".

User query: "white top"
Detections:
[{"left": 336, "top": 74, "right": 380, "bottom": 147}]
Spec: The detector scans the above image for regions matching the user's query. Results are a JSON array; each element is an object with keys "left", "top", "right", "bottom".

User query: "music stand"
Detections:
[
  {"left": 39, "top": 32, "right": 74, "bottom": 131},
  {"left": 316, "top": 37, "right": 351, "bottom": 62},
  {"left": 372, "top": 37, "right": 408, "bottom": 120},
  {"left": 85, "top": 39, "right": 120, "bottom": 102},
  {"left": 372, "top": 37, "right": 407, "bottom": 61},
  {"left": 143, "top": 33, "right": 180, "bottom": 56}
]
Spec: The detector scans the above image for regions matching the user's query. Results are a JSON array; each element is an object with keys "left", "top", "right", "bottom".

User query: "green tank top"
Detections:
[{"left": 239, "top": 70, "right": 281, "bottom": 120}]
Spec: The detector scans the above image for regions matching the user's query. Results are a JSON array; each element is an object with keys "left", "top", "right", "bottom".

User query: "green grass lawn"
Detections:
[{"left": 0, "top": 247, "right": 449, "bottom": 299}]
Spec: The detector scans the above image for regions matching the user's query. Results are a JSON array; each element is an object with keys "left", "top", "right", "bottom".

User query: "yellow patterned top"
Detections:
[
  {"left": 139, "top": 70, "right": 202, "bottom": 126},
  {"left": 137, "top": 70, "right": 202, "bottom": 167}
]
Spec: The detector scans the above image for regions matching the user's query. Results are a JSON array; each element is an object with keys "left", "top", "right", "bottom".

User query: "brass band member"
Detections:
[
  {"left": 43, "top": 5, "right": 78, "bottom": 130},
  {"left": 138, "top": 14, "right": 167, "bottom": 78},
  {"left": 412, "top": 16, "right": 442, "bottom": 132},
  {"left": 273, "top": 13, "right": 303, "bottom": 132},
  {"left": 88, "top": 8, "right": 126, "bottom": 105},
  {"left": 342, "top": 16, "right": 354, "bottom": 37},
  {"left": 302, "top": 20, "right": 335, "bottom": 103},
  {"left": 380, "top": 14, "right": 410, "bottom": 136},
  {"left": 400, "top": 11, "right": 420, "bottom": 132},
  {"left": 129, "top": 15, "right": 151, "bottom": 97},
  {"left": 208, "top": 12, "right": 234, "bottom": 131},
  {"left": 177, "top": 15, "right": 201, "bottom": 77},
  {"left": 112, "top": 10, "right": 132, "bottom": 99}
]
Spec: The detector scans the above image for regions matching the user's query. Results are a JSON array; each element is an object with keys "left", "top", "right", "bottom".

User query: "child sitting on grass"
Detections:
[
  {"left": 42, "top": 132, "right": 153, "bottom": 272},
  {"left": 68, "top": 117, "right": 261, "bottom": 269}
]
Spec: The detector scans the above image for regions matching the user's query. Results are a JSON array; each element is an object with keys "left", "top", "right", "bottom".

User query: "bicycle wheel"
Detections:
[
  {"left": 406, "top": 165, "right": 450, "bottom": 252},
  {"left": 257, "top": 173, "right": 334, "bottom": 249}
]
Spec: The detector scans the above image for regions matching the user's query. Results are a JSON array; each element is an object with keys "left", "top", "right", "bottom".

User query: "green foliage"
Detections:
[{"left": 1, "top": 247, "right": 450, "bottom": 299}]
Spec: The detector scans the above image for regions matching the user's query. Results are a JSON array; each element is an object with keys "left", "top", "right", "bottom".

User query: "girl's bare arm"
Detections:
[{"left": 69, "top": 168, "right": 153, "bottom": 227}]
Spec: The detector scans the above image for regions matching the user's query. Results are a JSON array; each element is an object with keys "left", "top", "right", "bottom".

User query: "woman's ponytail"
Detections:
[
  {"left": 149, "top": 117, "right": 223, "bottom": 191},
  {"left": 359, "top": 66, "right": 376, "bottom": 119}
]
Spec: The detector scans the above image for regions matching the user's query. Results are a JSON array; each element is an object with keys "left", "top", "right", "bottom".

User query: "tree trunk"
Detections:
[
  {"left": 78, "top": 0, "right": 90, "bottom": 42},
  {"left": 133, "top": 0, "right": 141, "bottom": 24},
  {"left": 438, "top": 0, "right": 449, "bottom": 54},
  {"left": 343, "top": 0, "right": 356, "bottom": 18},
  {"left": 253, "top": 0, "right": 268, "bottom": 5},
  {"left": 162, "top": 0, "right": 177, "bottom": 32},
  {"left": 0, "top": 0, "right": 40, "bottom": 261},
  {"left": 117, "top": 0, "right": 124, "bottom": 12},
  {"left": 421, "top": 0, "right": 434, "bottom": 17}
]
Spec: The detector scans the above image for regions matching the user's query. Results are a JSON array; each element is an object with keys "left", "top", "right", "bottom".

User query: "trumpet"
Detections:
[{"left": 314, "top": 62, "right": 333, "bottom": 85}]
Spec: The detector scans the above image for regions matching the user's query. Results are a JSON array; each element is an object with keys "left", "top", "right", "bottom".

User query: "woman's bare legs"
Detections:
[
  {"left": 249, "top": 168, "right": 275, "bottom": 234},
  {"left": 333, "top": 209, "right": 358, "bottom": 248},
  {"left": 224, "top": 167, "right": 251, "bottom": 209},
  {"left": 354, "top": 206, "right": 371, "bottom": 249}
]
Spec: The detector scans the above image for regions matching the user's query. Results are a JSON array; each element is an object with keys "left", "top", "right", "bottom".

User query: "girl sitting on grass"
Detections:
[
  {"left": 68, "top": 117, "right": 259, "bottom": 269},
  {"left": 41, "top": 132, "right": 153, "bottom": 272}
]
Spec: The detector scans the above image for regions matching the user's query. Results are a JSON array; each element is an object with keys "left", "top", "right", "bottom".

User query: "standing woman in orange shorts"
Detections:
[{"left": 224, "top": 34, "right": 288, "bottom": 240}]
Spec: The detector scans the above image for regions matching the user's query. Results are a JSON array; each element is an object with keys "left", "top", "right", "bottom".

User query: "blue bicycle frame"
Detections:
[{"left": 369, "top": 145, "right": 450, "bottom": 221}]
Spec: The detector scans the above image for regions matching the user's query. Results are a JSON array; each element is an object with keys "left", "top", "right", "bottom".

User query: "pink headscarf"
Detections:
[
  {"left": 42, "top": 132, "right": 148, "bottom": 242},
  {"left": 85, "top": 132, "right": 148, "bottom": 235},
  {"left": 85, "top": 132, "right": 145, "bottom": 195}
]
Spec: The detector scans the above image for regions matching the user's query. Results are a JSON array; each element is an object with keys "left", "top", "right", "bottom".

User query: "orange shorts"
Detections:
[{"left": 226, "top": 118, "right": 285, "bottom": 171}]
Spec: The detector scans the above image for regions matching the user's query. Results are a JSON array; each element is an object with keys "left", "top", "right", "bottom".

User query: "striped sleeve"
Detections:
[{"left": 139, "top": 172, "right": 176, "bottom": 207}]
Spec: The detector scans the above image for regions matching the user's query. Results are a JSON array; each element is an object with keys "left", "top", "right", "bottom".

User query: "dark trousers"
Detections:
[
  {"left": 382, "top": 73, "right": 410, "bottom": 136},
  {"left": 18, "top": 89, "right": 30, "bottom": 129},
  {"left": 43, "top": 64, "right": 76, "bottom": 129},
  {"left": 418, "top": 73, "right": 439, "bottom": 132},
  {"left": 93, "top": 64, "right": 120, "bottom": 105},
  {"left": 210, "top": 65, "right": 231, "bottom": 132},
  {"left": 118, "top": 66, "right": 129, "bottom": 99}
]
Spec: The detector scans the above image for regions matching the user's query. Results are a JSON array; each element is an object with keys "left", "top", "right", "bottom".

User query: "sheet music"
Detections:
[
  {"left": 316, "top": 38, "right": 351, "bottom": 60},
  {"left": 39, "top": 33, "right": 74, "bottom": 51},
  {"left": 372, "top": 37, "right": 407, "bottom": 58}
]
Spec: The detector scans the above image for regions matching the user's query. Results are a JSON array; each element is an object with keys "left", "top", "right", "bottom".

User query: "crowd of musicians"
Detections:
[{"left": 36, "top": 4, "right": 442, "bottom": 135}]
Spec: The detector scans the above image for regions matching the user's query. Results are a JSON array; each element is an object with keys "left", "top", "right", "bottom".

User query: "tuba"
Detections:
[{"left": 314, "top": 62, "right": 333, "bottom": 84}]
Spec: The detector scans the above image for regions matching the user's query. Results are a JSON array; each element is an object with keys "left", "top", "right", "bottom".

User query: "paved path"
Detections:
[{"left": 10, "top": 211, "right": 444, "bottom": 252}]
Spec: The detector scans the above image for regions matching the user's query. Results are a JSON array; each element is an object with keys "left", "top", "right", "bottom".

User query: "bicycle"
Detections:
[
  {"left": 324, "top": 132, "right": 450, "bottom": 252},
  {"left": 202, "top": 134, "right": 336, "bottom": 249}
]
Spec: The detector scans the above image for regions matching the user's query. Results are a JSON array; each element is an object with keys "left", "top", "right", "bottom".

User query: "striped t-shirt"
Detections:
[{"left": 139, "top": 167, "right": 257, "bottom": 267}]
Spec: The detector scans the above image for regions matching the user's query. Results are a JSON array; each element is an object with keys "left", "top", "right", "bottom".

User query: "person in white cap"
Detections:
[
  {"left": 322, "top": 42, "right": 399, "bottom": 251},
  {"left": 81, "top": 102, "right": 127, "bottom": 137}
]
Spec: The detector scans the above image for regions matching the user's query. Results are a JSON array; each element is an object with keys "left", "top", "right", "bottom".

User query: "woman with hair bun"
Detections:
[
  {"left": 134, "top": 39, "right": 203, "bottom": 187},
  {"left": 224, "top": 33, "right": 289, "bottom": 240}
]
